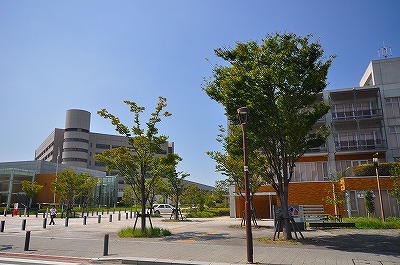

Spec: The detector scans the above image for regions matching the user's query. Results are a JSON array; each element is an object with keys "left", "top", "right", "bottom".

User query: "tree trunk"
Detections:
[
  {"left": 279, "top": 187, "right": 292, "bottom": 240},
  {"left": 140, "top": 175, "right": 146, "bottom": 233},
  {"left": 174, "top": 198, "right": 179, "bottom": 220}
]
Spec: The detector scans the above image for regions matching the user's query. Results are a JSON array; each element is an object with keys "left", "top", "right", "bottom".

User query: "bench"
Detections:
[{"left": 309, "top": 222, "right": 355, "bottom": 228}]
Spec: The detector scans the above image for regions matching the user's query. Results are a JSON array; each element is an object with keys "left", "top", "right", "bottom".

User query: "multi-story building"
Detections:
[
  {"left": 34, "top": 109, "right": 175, "bottom": 198},
  {"left": 233, "top": 56, "right": 400, "bottom": 219}
]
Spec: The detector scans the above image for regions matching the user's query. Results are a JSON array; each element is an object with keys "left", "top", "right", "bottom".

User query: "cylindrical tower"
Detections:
[{"left": 62, "top": 109, "right": 91, "bottom": 168}]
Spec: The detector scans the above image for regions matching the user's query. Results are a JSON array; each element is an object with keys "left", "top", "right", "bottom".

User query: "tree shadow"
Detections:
[
  {"left": 300, "top": 233, "right": 400, "bottom": 256},
  {"left": 0, "top": 245, "right": 13, "bottom": 251},
  {"left": 162, "top": 231, "right": 233, "bottom": 242}
]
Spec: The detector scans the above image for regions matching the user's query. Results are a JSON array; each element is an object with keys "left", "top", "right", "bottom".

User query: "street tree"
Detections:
[
  {"left": 203, "top": 32, "right": 333, "bottom": 239},
  {"left": 208, "top": 125, "right": 265, "bottom": 218},
  {"left": 53, "top": 169, "right": 98, "bottom": 216},
  {"left": 365, "top": 190, "right": 375, "bottom": 217},
  {"left": 21, "top": 180, "right": 43, "bottom": 210},
  {"left": 390, "top": 164, "right": 400, "bottom": 207},
  {"left": 160, "top": 154, "right": 189, "bottom": 219},
  {"left": 213, "top": 179, "right": 229, "bottom": 207},
  {"left": 95, "top": 97, "right": 171, "bottom": 233}
]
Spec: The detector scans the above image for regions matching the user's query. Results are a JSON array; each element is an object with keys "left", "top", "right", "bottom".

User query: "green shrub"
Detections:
[
  {"left": 343, "top": 217, "right": 400, "bottom": 229},
  {"left": 118, "top": 227, "right": 171, "bottom": 237},
  {"left": 186, "top": 211, "right": 215, "bottom": 218},
  {"left": 207, "top": 208, "right": 230, "bottom": 216},
  {"left": 352, "top": 162, "right": 399, "bottom": 176}
]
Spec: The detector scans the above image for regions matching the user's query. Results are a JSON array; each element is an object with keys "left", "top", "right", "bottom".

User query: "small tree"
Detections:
[
  {"left": 53, "top": 169, "right": 97, "bottom": 217},
  {"left": 160, "top": 154, "right": 189, "bottom": 220},
  {"left": 95, "top": 97, "right": 171, "bottom": 233},
  {"left": 213, "top": 179, "right": 229, "bottom": 207},
  {"left": 365, "top": 190, "right": 375, "bottom": 217},
  {"left": 21, "top": 180, "right": 43, "bottom": 210},
  {"left": 122, "top": 186, "right": 135, "bottom": 207},
  {"left": 390, "top": 164, "right": 400, "bottom": 207}
]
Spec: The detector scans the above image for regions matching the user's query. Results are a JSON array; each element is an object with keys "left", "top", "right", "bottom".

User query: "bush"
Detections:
[
  {"left": 186, "top": 211, "right": 215, "bottom": 218},
  {"left": 352, "top": 162, "right": 399, "bottom": 176},
  {"left": 207, "top": 208, "right": 230, "bottom": 216},
  {"left": 343, "top": 217, "right": 400, "bottom": 229},
  {"left": 118, "top": 227, "right": 171, "bottom": 237}
]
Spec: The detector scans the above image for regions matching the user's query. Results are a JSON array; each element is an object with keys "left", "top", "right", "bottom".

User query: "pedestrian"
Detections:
[{"left": 49, "top": 205, "right": 56, "bottom": 225}]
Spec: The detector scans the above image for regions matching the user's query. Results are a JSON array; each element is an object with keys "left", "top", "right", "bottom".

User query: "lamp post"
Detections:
[
  {"left": 373, "top": 153, "right": 385, "bottom": 222},
  {"left": 237, "top": 107, "right": 253, "bottom": 264}
]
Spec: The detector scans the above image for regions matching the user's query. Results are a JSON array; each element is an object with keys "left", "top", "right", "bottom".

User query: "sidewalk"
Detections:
[{"left": 0, "top": 213, "right": 399, "bottom": 264}]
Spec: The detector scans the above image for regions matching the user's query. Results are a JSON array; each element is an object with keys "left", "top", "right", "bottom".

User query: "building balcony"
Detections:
[
  {"left": 335, "top": 140, "right": 386, "bottom": 152},
  {"left": 304, "top": 146, "right": 328, "bottom": 154},
  {"left": 331, "top": 109, "right": 383, "bottom": 122}
]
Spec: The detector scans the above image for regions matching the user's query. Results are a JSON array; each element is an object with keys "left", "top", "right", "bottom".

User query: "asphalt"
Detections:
[{"left": 0, "top": 211, "right": 399, "bottom": 265}]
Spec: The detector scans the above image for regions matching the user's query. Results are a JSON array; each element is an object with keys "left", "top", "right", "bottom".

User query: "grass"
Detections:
[
  {"left": 118, "top": 227, "right": 171, "bottom": 237},
  {"left": 342, "top": 216, "right": 400, "bottom": 229},
  {"left": 256, "top": 237, "right": 301, "bottom": 245}
]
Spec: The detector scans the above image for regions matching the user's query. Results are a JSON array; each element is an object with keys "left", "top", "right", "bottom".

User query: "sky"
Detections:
[{"left": 1, "top": 1, "right": 399, "bottom": 186}]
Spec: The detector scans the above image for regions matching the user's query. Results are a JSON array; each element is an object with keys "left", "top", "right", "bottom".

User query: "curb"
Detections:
[
  {"left": 0, "top": 251, "right": 91, "bottom": 263},
  {"left": 92, "top": 257, "right": 247, "bottom": 265}
]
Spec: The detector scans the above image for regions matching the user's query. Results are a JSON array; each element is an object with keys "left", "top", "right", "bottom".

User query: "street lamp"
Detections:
[
  {"left": 237, "top": 107, "right": 253, "bottom": 264},
  {"left": 373, "top": 153, "right": 385, "bottom": 222}
]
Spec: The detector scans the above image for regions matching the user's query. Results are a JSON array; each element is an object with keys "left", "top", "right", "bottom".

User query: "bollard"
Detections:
[
  {"left": 130, "top": 210, "right": 132, "bottom": 219},
  {"left": 83, "top": 216, "right": 87, "bottom": 225},
  {"left": 103, "top": 234, "right": 109, "bottom": 256},
  {"left": 43, "top": 212, "right": 45, "bottom": 218},
  {"left": 102, "top": 210, "right": 104, "bottom": 215},
  {"left": 24, "top": 231, "right": 31, "bottom": 251},
  {"left": 98, "top": 215, "right": 101, "bottom": 223},
  {"left": 1, "top": 220, "right": 5, "bottom": 232},
  {"left": 107, "top": 209, "right": 109, "bottom": 215},
  {"left": 65, "top": 217, "right": 69, "bottom": 227},
  {"left": 109, "top": 214, "right": 112, "bottom": 222},
  {"left": 36, "top": 211, "right": 38, "bottom": 218},
  {"left": 43, "top": 218, "right": 47, "bottom": 229},
  {"left": 81, "top": 211, "right": 84, "bottom": 217},
  {"left": 126, "top": 212, "right": 128, "bottom": 220},
  {"left": 92, "top": 210, "right": 94, "bottom": 216},
  {"left": 118, "top": 212, "right": 121, "bottom": 221},
  {"left": 22, "top": 219, "right": 27, "bottom": 231}
]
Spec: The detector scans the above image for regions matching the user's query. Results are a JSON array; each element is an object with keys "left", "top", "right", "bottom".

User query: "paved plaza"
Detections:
[{"left": 0, "top": 212, "right": 399, "bottom": 264}]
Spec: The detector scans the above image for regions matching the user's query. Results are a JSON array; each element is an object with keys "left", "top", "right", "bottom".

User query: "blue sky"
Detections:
[{"left": 1, "top": 1, "right": 399, "bottom": 186}]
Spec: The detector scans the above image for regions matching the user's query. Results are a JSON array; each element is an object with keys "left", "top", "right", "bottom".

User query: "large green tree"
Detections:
[
  {"left": 95, "top": 97, "right": 171, "bottom": 233},
  {"left": 53, "top": 169, "right": 98, "bottom": 216},
  {"left": 203, "top": 32, "right": 333, "bottom": 240}
]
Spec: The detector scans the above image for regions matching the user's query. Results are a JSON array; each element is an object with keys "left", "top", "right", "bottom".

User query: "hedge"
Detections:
[{"left": 352, "top": 162, "right": 400, "bottom": 176}]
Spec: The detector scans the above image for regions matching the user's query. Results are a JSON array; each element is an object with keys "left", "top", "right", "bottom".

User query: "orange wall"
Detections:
[
  {"left": 341, "top": 176, "right": 394, "bottom": 191},
  {"left": 35, "top": 174, "right": 59, "bottom": 203},
  {"left": 236, "top": 182, "right": 343, "bottom": 218},
  {"left": 236, "top": 176, "right": 395, "bottom": 218}
]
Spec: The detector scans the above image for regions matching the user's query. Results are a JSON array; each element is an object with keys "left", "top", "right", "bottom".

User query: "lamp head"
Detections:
[{"left": 237, "top": 107, "right": 249, "bottom": 123}]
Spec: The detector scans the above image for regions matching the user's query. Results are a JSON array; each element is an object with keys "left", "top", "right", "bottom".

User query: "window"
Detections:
[
  {"left": 63, "top": 148, "right": 88, "bottom": 153},
  {"left": 389, "top": 125, "right": 400, "bottom": 148},
  {"left": 96, "top": 143, "right": 110, "bottom": 149},
  {"left": 385, "top": 97, "right": 400, "bottom": 118},
  {"left": 62, "top": 158, "right": 88, "bottom": 163},
  {"left": 64, "top": 138, "right": 89, "bottom": 143}
]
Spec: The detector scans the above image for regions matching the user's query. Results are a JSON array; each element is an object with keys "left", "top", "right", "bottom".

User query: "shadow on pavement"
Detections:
[
  {"left": 162, "top": 231, "right": 233, "bottom": 242},
  {"left": 300, "top": 233, "right": 400, "bottom": 256}
]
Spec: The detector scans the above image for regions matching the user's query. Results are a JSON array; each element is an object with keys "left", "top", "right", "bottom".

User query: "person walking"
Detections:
[{"left": 49, "top": 205, "right": 57, "bottom": 225}]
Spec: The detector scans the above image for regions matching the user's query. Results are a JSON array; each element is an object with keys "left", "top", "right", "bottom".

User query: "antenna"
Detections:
[{"left": 378, "top": 42, "right": 392, "bottom": 58}]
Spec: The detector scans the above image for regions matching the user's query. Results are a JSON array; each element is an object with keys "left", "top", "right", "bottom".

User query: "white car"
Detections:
[{"left": 151, "top": 204, "right": 175, "bottom": 215}]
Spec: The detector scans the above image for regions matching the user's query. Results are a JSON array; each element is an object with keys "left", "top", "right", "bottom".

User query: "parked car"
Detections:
[{"left": 150, "top": 204, "right": 175, "bottom": 215}]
